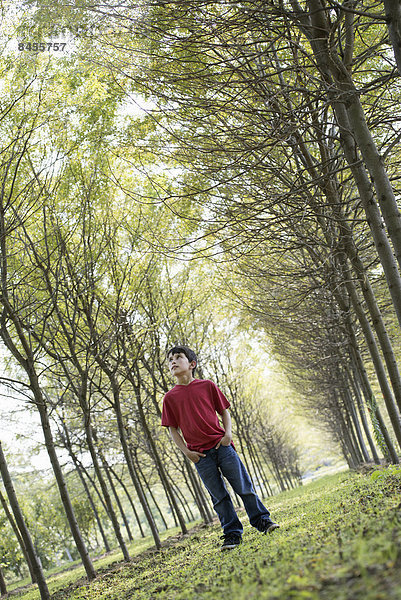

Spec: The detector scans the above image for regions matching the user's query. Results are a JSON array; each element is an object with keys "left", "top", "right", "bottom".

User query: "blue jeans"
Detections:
[{"left": 194, "top": 444, "right": 271, "bottom": 536}]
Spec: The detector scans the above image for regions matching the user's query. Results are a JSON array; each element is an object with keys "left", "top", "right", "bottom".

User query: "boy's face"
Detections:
[{"left": 168, "top": 352, "right": 196, "bottom": 378}]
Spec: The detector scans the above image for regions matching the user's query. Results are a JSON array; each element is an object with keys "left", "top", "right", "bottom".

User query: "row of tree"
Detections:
[
  {"left": 2, "top": 0, "right": 401, "bottom": 595},
  {"left": 0, "top": 25, "right": 301, "bottom": 597},
  {"left": 55, "top": 0, "right": 401, "bottom": 466}
]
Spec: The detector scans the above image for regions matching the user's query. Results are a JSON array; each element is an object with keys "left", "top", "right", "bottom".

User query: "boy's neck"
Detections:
[{"left": 175, "top": 373, "right": 195, "bottom": 386}]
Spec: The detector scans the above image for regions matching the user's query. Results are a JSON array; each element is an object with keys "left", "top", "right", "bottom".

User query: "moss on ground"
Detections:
[{"left": 11, "top": 467, "right": 401, "bottom": 600}]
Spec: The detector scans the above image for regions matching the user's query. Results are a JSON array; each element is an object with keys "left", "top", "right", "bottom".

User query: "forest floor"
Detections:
[{"left": 8, "top": 466, "right": 401, "bottom": 600}]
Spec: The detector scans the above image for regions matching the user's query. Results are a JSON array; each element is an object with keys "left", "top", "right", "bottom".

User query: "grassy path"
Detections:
[{"left": 11, "top": 467, "right": 401, "bottom": 600}]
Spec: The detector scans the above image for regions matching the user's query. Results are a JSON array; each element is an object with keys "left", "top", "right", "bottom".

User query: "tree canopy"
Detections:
[{"left": 0, "top": 1, "right": 401, "bottom": 596}]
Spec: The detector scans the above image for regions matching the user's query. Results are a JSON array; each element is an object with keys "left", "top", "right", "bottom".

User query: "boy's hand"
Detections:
[
  {"left": 186, "top": 450, "right": 206, "bottom": 463},
  {"left": 216, "top": 434, "right": 232, "bottom": 449}
]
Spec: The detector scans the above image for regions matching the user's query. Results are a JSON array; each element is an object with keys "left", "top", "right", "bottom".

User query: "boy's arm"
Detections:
[
  {"left": 216, "top": 408, "right": 233, "bottom": 448},
  {"left": 168, "top": 427, "right": 206, "bottom": 463}
]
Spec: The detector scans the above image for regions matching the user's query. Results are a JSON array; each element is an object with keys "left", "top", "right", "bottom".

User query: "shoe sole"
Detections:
[
  {"left": 264, "top": 524, "right": 280, "bottom": 533},
  {"left": 221, "top": 544, "right": 241, "bottom": 550}
]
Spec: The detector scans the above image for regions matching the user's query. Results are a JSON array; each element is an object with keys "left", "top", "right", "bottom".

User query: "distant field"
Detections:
[{"left": 10, "top": 467, "right": 401, "bottom": 600}]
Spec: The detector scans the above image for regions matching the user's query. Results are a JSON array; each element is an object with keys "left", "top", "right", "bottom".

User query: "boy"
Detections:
[{"left": 161, "top": 345, "right": 279, "bottom": 550}]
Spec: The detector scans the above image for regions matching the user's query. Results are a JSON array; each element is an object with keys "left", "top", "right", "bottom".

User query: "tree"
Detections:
[
  {"left": 0, "top": 442, "right": 49, "bottom": 600},
  {"left": 0, "top": 56, "right": 97, "bottom": 580}
]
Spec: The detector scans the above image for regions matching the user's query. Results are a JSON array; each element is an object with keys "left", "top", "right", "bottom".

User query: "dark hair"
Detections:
[{"left": 167, "top": 345, "right": 197, "bottom": 376}]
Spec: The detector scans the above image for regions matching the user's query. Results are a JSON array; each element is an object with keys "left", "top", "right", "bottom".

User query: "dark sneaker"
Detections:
[
  {"left": 260, "top": 519, "right": 280, "bottom": 534},
  {"left": 220, "top": 533, "right": 242, "bottom": 550}
]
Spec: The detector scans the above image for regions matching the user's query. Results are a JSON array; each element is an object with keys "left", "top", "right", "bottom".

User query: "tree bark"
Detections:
[
  {"left": 117, "top": 429, "right": 160, "bottom": 548},
  {"left": 334, "top": 101, "right": 401, "bottom": 329},
  {"left": 343, "top": 273, "right": 401, "bottom": 448},
  {"left": 0, "top": 487, "right": 37, "bottom": 583},
  {"left": 346, "top": 365, "right": 381, "bottom": 464},
  {"left": 350, "top": 340, "right": 399, "bottom": 463},
  {"left": 108, "top": 465, "right": 145, "bottom": 538},
  {"left": 342, "top": 239, "right": 401, "bottom": 414},
  {"left": 81, "top": 324, "right": 161, "bottom": 549},
  {"left": 383, "top": 0, "right": 401, "bottom": 75},
  {"left": 252, "top": 447, "right": 274, "bottom": 497},
  {"left": 342, "top": 387, "right": 371, "bottom": 462},
  {"left": 131, "top": 379, "right": 188, "bottom": 534},
  {"left": 0, "top": 565, "right": 7, "bottom": 597},
  {"left": 109, "top": 389, "right": 161, "bottom": 548},
  {"left": 0, "top": 442, "right": 50, "bottom": 600},
  {"left": 76, "top": 462, "right": 111, "bottom": 552},
  {"left": 169, "top": 480, "right": 195, "bottom": 522},
  {"left": 0, "top": 210, "right": 96, "bottom": 580},
  {"left": 306, "top": 0, "right": 401, "bottom": 276},
  {"left": 61, "top": 421, "right": 111, "bottom": 552},
  {"left": 101, "top": 458, "right": 134, "bottom": 543},
  {"left": 133, "top": 451, "right": 169, "bottom": 530},
  {"left": 33, "top": 399, "right": 96, "bottom": 579},
  {"left": 331, "top": 251, "right": 401, "bottom": 454},
  {"left": 337, "top": 403, "right": 361, "bottom": 467},
  {"left": 84, "top": 418, "right": 130, "bottom": 560}
]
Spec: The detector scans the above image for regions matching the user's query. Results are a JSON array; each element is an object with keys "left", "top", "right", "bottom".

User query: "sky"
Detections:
[{"left": 0, "top": 386, "right": 53, "bottom": 472}]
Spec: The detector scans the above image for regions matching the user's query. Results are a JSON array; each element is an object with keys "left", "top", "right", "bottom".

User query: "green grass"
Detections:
[
  {"left": 10, "top": 467, "right": 401, "bottom": 600},
  {"left": 6, "top": 523, "right": 202, "bottom": 599}
]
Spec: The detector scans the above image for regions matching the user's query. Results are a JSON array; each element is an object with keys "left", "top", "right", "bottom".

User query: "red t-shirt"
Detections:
[{"left": 161, "top": 379, "right": 230, "bottom": 452}]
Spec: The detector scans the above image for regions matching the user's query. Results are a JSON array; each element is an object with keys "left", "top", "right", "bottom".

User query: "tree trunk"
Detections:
[
  {"left": 111, "top": 392, "right": 161, "bottom": 549},
  {"left": 346, "top": 365, "right": 381, "bottom": 464},
  {"left": 163, "top": 464, "right": 195, "bottom": 522},
  {"left": 333, "top": 388, "right": 363, "bottom": 467},
  {"left": 271, "top": 461, "right": 287, "bottom": 493},
  {"left": 80, "top": 463, "right": 110, "bottom": 519},
  {"left": 62, "top": 422, "right": 111, "bottom": 553},
  {"left": 74, "top": 462, "right": 111, "bottom": 553},
  {"left": 246, "top": 442, "right": 264, "bottom": 492},
  {"left": 164, "top": 486, "right": 179, "bottom": 528},
  {"left": 108, "top": 465, "right": 145, "bottom": 538},
  {"left": 0, "top": 309, "right": 96, "bottom": 580},
  {"left": 0, "top": 488, "right": 37, "bottom": 583},
  {"left": 342, "top": 89, "right": 401, "bottom": 271},
  {"left": 0, "top": 565, "right": 7, "bottom": 597},
  {"left": 85, "top": 351, "right": 161, "bottom": 549},
  {"left": 343, "top": 273, "right": 401, "bottom": 448},
  {"left": 101, "top": 456, "right": 134, "bottom": 543},
  {"left": 131, "top": 377, "right": 188, "bottom": 534},
  {"left": 338, "top": 406, "right": 361, "bottom": 467},
  {"left": 335, "top": 101, "right": 401, "bottom": 329},
  {"left": 134, "top": 452, "right": 169, "bottom": 530},
  {"left": 342, "top": 242, "right": 401, "bottom": 414},
  {"left": 252, "top": 447, "right": 274, "bottom": 497},
  {"left": 339, "top": 437, "right": 355, "bottom": 470},
  {"left": 0, "top": 442, "right": 50, "bottom": 600},
  {"left": 33, "top": 399, "right": 97, "bottom": 579},
  {"left": 333, "top": 257, "right": 401, "bottom": 454},
  {"left": 342, "top": 387, "right": 370, "bottom": 463},
  {"left": 350, "top": 341, "right": 399, "bottom": 463},
  {"left": 307, "top": 0, "right": 401, "bottom": 276},
  {"left": 170, "top": 481, "right": 195, "bottom": 522},
  {"left": 383, "top": 0, "right": 401, "bottom": 75},
  {"left": 84, "top": 420, "right": 130, "bottom": 560}
]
